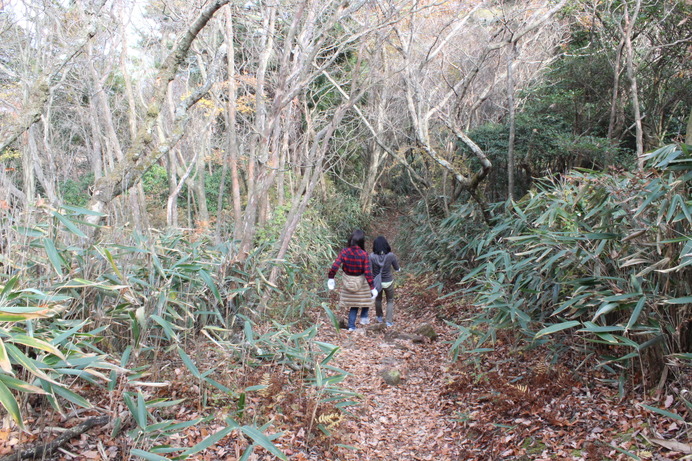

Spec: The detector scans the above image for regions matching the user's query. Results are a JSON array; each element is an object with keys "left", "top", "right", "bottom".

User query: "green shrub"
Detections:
[
  {"left": 403, "top": 144, "right": 691, "bottom": 384},
  {"left": 141, "top": 164, "right": 169, "bottom": 203},
  {"left": 59, "top": 173, "right": 94, "bottom": 207}
]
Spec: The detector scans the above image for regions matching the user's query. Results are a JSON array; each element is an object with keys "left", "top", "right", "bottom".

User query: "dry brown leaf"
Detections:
[{"left": 646, "top": 437, "right": 692, "bottom": 454}]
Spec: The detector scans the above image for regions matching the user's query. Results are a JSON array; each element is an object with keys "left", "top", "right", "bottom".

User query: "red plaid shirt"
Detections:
[{"left": 328, "top": 246, "right": 374, "bottom": 289}]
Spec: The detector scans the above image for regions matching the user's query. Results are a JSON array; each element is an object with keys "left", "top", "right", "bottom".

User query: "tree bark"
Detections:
[
  {"left": 223, "top": 6, "right": 242, "bottom": 240},
  {"left": 236, "top": 5, "right": 277, "bottom": 259},
  {"left": 360, "top": 47, "right": 390, "bottom": 213},
  {"left": 623, "top": 0, "right": 644, "bottom": 169},
  {"left": 506, "top": 41, "right": 517, "bottom": 201},
  {"left": 0, "top": 0, "right": 102, "bottom": 155},
  {"left": 607, "top": 39, "right": 626, "bottom": 144}
]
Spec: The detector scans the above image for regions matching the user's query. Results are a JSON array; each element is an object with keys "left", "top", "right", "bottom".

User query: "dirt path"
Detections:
[
  {"left": 314, "top": 284, "right": 463, "bottom": 460},
  {"left": 309, "top": 214, "right": 465, "bottom": 460}
]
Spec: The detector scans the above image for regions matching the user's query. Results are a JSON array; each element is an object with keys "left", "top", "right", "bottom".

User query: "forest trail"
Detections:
[
  {"left": 311, "top": 213, "right": 467, "bottom": 460},
  {"left": 315, "top": 279, "right": 463, "bottom": 460}
]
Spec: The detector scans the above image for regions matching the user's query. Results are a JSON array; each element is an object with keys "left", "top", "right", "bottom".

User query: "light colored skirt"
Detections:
[{"left": 338, "top": 273, "right": 374, "bottom": 309}]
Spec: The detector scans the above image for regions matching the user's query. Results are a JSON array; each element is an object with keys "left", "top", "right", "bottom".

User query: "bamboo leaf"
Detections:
[
  {"left": 0, "top": 380, "right": 24, "bottom": 429},
  {"left": 0, "top": 310, "right": 50, "bottom": 322},
  {"left": 51, "top": 320, "right": 88, "bottom": 346},
  {"left": 0, "top": 374, "right": 47, "bottom": 394},
  {"left": 238, "top": 444, "right": 256, "bottom": 461},
  {"left": 0, "top": 339, "right": 12, "bottom": 374},
  {"left": 101, "top": 248, "right": 124, "bottom": 281},
  {"left": 321, "top": 303, "right": 340, "bottom": 333},
  {"left": 123, "top": 393, "right": 146, "bottom": 429},
  {"left": 534, "top": 321, "right": 581, "bottom": 339},
  {"left": 5, "top": 344, "right": 60, "bottom": 385},
  {"left": 51, "top": 211, "right": 87, "bottom": 238},
  {"left": 130, "top": 449, "right": 171, "bottom": 461},
  {"left": 175, "top": 425, "right": 234, "bottom": 458},
  {"left": 592, "top": 302, "right": 619, "bottom": 322},
  {"left": 9, "top": 334, "right": 65, "bottom": 360},
  {"left": 12, "top": 226, "right": 45, "bottom": 237},
  {"left": 579, "top": 322, "right": 625, "bottom": 333},
  {"left": 46, "top": 381, "right": 93, "bottom": 408},
  {"left": 198, "top": 269, "right": 222, "bottom": 304},
  {"left": 177, "top": 347, "right": 201, "bottom": 379},
  {"left": 239, "top": 426, "right": 287, "bottom": 460},
  {"left": 42, "top": 238, "right": 65, "bottom": 276},
  {"left": 60, "top": 205, "right": 107, "bottom": 217},
  {"left": 244, "top": 385, "right": 268, "bottom": 392},
  {"left": 639, "top": 403, "right": 685, "bottom": 422},
  {"left": 151, "top": 315, "right": 177, "bottom": 342},
  {"left": 0, "top": 276, "right": 20, "bottom": 299},
  {"left": 664, "top": 297, "right": 692, "bottom": 304},
  {"left": 626, "top": 297, "right": 647, "bottom": 331},
  {"left": 137, "top": 392, "right": 148, "bottom": 429}
]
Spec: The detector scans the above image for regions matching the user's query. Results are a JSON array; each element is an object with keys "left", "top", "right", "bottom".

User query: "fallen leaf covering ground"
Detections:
[
  {"left": 3, "top": 271, "right": 689, "bottom": 460},
  {"left": 1, "top": 219, "right": 690, "bottom": 460}
]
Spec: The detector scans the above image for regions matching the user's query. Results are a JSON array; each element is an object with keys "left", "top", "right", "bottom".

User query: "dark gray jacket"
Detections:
[{"left": 369, "top": 252, "right": 400, "bottom": 283}]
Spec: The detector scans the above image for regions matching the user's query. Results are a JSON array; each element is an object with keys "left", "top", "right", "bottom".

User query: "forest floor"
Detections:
[
  {"left": 307, "top": 274, "right": 690, "bottom": 460},
  {"left": 1, "top": 214, "right": 690, "bottom": 460}
]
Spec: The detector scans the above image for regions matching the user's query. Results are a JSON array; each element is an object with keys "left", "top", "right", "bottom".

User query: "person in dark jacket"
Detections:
[
  {"left": 327, "top": 229, "right": 378, "bottom": 331},
  {"left": 369, "top": 236, "right": 400, "bottom": 326}
]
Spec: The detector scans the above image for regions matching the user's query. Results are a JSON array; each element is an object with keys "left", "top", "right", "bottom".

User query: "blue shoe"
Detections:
[
  {"left": 386, "top": 322, "right": 394, "bottom": 327},
  {"left": 376, "top": 317, "right": 383, "bottom": 323},
  {"left": 360, "top": 316, "right": 370, "bottom": 325}
]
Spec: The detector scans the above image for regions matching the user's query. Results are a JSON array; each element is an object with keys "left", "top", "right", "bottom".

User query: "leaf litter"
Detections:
[{"left": 1, "top": 277, "right": 689, "bottom": 460}]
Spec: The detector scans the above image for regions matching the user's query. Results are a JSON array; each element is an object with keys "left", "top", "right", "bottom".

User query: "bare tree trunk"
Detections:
[
  {"left": 0, "top": 0, "right": 102, "bottom": 155},
  {"left": 607, "top": 39, "right": 625, "bottom": 143},
  {"left": 31, "top": 128, "right": 58, "bottom": 205},
  {"left": 277, "top": 105, "right": 293, "bottom": 209},
  {"left": 167, "top": 151, "right": 199, "bottom": 229},
  {"left": 119, "top": 5, "right": 150, "bottom": 232},
  {"left": 269, "top": 100, "right": 355, "bottom": 286},
  {"left": 163, "top": 87, "right": 180, "bottom": 228},
  {"left": 360, "top": 47, "right": 390, "bottom": 213},
  {"left": 360, "top": 91, "right": 386, "bottom": 212},
  {"left": 623, "top": 0, "right": 644, "bottom": 169},
  {"left": 87, "top": 84, "right": 105, "bottom": 180},
  {"left": 193, "top": 123, "right": 210, "bottom": 226},
  {"left": 506, "top": 41, "right": 517, "bottom": 201},
  {"left": 223, "top": 5, "right": 242, "bottom": 241},
  {"left": 22, "top": 125, "right": 36, "bottom": 206},
  {"left": 388, "top": 0, "right": 565, "bottom": 219},
  {"left": 165, "top": 140, "right": 179, "bottom": 228},
  {"left": 120, "top": 4, "right": 138, "bottom": 141}
]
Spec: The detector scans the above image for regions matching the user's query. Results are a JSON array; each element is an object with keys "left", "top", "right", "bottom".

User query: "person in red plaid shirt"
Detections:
[{"left": 327, "top": 229, "right": 378, "bottom": 331}]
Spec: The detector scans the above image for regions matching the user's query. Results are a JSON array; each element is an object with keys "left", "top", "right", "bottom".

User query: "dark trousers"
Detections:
[{"left": 375, "top": 284, "right": 395, "bottom": 323}]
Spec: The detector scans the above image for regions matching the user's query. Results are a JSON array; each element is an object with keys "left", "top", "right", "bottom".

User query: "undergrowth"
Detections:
[
  {"left": 0, "top": 193, "right": 359, "bottom": 458},
  {"left": 400, "top": 144, "right": 691, "bottom": 398}
]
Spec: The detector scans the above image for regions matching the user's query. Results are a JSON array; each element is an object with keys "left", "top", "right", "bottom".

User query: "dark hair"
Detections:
[
  {"left": 372, "top": 236, "right": 391, "bottom": 255},
  {"left": 348, "top": 229, "right": 366, "bottom": 250}
]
